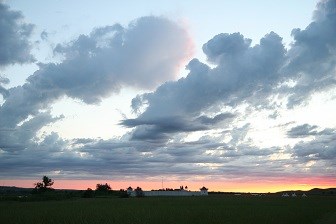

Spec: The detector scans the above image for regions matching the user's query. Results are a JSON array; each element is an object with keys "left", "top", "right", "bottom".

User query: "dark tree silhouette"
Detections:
[
  {"left": 33, "top": 176, "right": 54, "bottom": 193},
  {"left": 42, "top": 176, "right": 54, "bottom": 188},
  {"left": 96, "top": 183, "right": 112, "bottom": 192}
]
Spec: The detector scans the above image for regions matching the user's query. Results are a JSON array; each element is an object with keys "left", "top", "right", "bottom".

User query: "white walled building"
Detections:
[
  {"left": 127, "top": 186, "right": 209, "bottom": 197},
  {"left": 200, "top": 186, "right": 208, "bottom": 195}
]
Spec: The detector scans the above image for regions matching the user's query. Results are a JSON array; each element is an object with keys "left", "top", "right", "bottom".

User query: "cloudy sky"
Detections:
[{"left": 1, "top": 0, "right": 336, "bottom": 192}]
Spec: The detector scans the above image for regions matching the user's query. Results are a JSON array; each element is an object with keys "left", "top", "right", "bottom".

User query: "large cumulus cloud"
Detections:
[
  {"left": 125, "top": 31, "right": 286, "bottom": 140},
  {"left": 285, "top": 0, "right": 336, "bottom": 107},
  {"left": 0, "top": 16, "right": 193, "bottom": 129},
  {"left": 0, "top": 2, "right": 35, "bottom": 66},
  {"left": 49, "top": 17, "right": 193, "bottom": 102},
  {"left": 124, "top": 0, "right": 336, "bottom": 142}
]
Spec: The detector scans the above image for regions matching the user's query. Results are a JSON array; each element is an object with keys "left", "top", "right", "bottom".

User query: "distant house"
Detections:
[
  {"left": 127, "top": 186, "right": 133, "bottom": 196},
  {"left": 126, "top": 186, "right": 208, "bottom": 197},
  {"left": 281, "top": 192, "right": 307, "bottom": 198},
  {"left": 281, "top": 193, "right": 289, "bottom": 197},
  {"left": 200, "top": 186, "right": 208, "bottom": 196}
]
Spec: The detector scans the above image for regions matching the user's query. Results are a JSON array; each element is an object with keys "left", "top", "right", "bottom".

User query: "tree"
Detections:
[
  {"left": 134, "top": 186, "right": 144, "bottom": 197},
  {"left": 95, "top": 183, "right": 111, "bottom": 192},
  {"left": 33, "top": 176, "right": 54, "bottom": 193},
  {"left": 42, "top": 176, "right": 54, "bottom": 188},
  {"left": 82, "top": 188, "right": 94, "bottom": 198}
]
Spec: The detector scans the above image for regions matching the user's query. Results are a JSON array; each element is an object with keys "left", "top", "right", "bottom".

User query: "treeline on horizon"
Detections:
[
  {"left": 0, "top": 176, "right": 335, "bottom": 202},
  {"left": 0, "top": 176, "right": 133, "bottom": 201}
]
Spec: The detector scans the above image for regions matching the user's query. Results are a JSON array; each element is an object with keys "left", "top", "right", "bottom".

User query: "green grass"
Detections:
[{"left": 0, "top": 195, "right": 335, "bottom": 224}]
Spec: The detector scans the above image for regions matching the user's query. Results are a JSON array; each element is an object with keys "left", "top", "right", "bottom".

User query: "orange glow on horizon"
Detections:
[{"left": 1, "top": 176, "right": 335, "bottom": 193}]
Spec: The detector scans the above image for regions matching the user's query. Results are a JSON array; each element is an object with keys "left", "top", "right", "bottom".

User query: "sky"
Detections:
[{"left": 0, "top": 0, "right": 336, "bottom": 193}]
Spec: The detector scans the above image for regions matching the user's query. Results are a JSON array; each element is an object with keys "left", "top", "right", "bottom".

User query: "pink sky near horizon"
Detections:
[{"left": 2, "top": 176, "right": 335, "bottom": 193}]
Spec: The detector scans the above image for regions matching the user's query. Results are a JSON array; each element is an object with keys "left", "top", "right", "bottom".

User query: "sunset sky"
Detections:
[{"left": 1, "top": 0, "right": 336, "bottom": 193}]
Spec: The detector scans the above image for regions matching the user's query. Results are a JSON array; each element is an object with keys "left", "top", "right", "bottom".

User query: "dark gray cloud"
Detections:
[
  {"left": 0, "top": 2, "right": 35, "bottom": 66},
  {"left": 287, "top": 124, "right": 336, "bottom": 138},
  {"left": 0, "top": 112, "right": 63, "bottom": 152},
  {"left": 121, "top": 112, "right": 235, "bottom": 141},
  {"left": 287, "top": 124, "right": 319, "bottom": 138},
  {"left": 0, "top": 122, "right": 334, "bottom": 180},
  {"left": 289, "top": 124, "right": 336, "bottom": 173},
  {"left": 0, "top": 131, "right": 285, "bottom": 179},
  {"left": 293, "top": 128, "right": 336, "bottom": 162},
  {"left": 0, "top": 84, "right": 61, "bottom": 128},
  {"left": 202, "top": 32, "right": 252, "bottom": 64},
  {"left": 197, "top": 113, "right": 235, "bottom": 125},
  {"left": 0, "top": 76, "right": 9, "bottom": 98}
]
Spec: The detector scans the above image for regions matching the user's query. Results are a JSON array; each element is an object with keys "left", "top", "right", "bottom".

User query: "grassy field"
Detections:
[{"left": 0, "top": 195, "right": 335, "bottom": 224}]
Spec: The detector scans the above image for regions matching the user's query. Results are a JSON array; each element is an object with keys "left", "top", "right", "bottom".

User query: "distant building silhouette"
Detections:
[{"left": 126, "top": 185, "right": 208, "bottom": 197}]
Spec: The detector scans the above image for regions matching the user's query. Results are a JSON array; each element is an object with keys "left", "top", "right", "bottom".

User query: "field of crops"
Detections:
[{"left": 1, "top": 195, "right": 335, "bottom": 224}]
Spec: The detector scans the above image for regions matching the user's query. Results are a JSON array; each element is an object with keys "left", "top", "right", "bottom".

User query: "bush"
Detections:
[
  {"left": 82, "top": 188, "right": 94, "bottom": 198},
  {"left": 96, "top": 183, "right": 111, "bottom": 192}
]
